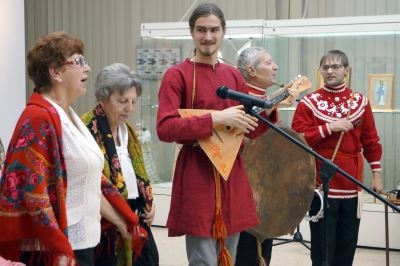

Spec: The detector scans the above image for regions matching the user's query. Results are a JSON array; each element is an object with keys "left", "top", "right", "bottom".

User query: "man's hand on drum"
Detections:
[{"left": 212, "top": 105, "right": 258, "bottom": 134}]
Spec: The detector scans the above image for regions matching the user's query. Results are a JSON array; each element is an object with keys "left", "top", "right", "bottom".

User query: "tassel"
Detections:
[
  {"left": 212, "top": 167, "right": 232, "bottom": 266},
  {"left": 131, "top": 225, "right": 148, "bottom": 261},
  {"left": 213, "top": 213, "right": 231, "bottom": 266},
  {"left": 212, "top": 212, "right": 227, "bottom": 240},
  {"left": 218, "top": 246, "right": 232, "bottom": 266}
]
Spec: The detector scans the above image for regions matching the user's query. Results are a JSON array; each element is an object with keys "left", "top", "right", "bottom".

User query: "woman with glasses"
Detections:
[
  {"left": 0, "top": 31, "right": 132, "bottom": 266},
  {"left": 292, "top": 50, "right": 383, "bottom": 266},
  {"left": 82, "top": 63, "right": 158, "bottom": 266}
]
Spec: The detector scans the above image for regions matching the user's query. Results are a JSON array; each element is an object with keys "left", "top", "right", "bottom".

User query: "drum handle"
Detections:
[
  {"left": 331, "top": 92, "right": 355, "bottom": 161},
  {"left": 331, "top": 132, "right": 344, "bottom": 161}
]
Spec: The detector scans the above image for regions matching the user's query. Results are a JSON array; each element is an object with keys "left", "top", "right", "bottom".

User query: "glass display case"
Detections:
[{"left": 139, "top": 15, "right": 400, "bottom": 190}]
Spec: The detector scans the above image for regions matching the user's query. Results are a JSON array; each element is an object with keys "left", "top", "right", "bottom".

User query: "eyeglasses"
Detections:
[
  {"left": 320, "top": 64, "right": 343, "bottom": 71},
  {"left": 63, "top": 56, "right": 89, "bottom": 67}
]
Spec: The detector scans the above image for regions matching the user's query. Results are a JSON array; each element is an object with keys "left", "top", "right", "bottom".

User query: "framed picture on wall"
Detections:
[
  {"left": 316, "top": 67, "right": 351, "bottom": 90},
  {"left": 367, "top": 73, "right": 394, "bottom": 110},
  {"left": 136, "top": 48, "right": 181, "bottom": 79}
]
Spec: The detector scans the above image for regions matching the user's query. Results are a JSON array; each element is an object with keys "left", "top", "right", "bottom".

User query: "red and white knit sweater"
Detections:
[{"left": 292, "top": 84, "right": 382, "bottom": 198}]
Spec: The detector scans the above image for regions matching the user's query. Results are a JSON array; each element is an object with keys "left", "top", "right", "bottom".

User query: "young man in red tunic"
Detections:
[
  {"left": 291, "top": 50, "right": 383, "bottom": 266},
  {"left": 156, "top": 3, "right": 277, "bottom": 266}
]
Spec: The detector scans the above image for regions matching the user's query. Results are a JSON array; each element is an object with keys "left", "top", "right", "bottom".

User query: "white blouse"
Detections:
[
  {"left": 45, "top": 97, "right": 104, "bottom": 250},
  {"left": 116, "top": 124, "right": 139, "bottom": 199}
]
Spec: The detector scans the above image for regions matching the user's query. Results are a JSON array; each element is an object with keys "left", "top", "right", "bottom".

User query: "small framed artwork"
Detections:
[
  {"left": 316, "top": 67, "right": 351, "bottom": 90},
  {"left": 136, "top": 48, "right": 181, "bottom": 79},
  {"left": 367, "top": 73, "right": 394, "bottom": 110}
]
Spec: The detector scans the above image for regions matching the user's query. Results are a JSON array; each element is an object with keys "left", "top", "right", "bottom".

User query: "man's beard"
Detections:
[{"left": 198, "top": 47, "right": 217, "bottom": 57}]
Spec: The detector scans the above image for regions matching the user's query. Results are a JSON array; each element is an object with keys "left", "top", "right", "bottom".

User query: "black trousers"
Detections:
[
  {"left": 74, "top": 247, "right": 95, "bottom": 266},
  {"left": 235, "top": 231, "right": 273, "bottom": 266},
  {"left": 309, "top": 196, "right": 360, "bottom": 266}
]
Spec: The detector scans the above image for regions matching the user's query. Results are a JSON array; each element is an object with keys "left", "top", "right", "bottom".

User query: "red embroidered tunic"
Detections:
[
  {"left": 292, "top": 85, "right": 382, "bottom": 198},
  {"left": 157, "top": 59, "right": 277, "bottom": 237}
]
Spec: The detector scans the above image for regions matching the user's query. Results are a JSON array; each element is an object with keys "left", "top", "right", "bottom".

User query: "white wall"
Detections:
[{"left": 0, "top": 0, "right": 26, "bottom": 150}]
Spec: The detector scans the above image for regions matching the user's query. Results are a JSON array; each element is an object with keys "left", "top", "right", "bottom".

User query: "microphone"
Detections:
[{"left": 216, "top": 86, "right": 273, "bottom": 109}]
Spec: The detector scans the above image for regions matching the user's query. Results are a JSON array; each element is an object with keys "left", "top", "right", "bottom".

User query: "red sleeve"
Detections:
[
  {"left": 156, "top": 67, "right": 213, "bottom": 144},
  {"left": 291, "top": 101, "right": 330, "bottom": 147},
  {"left": 360, "top": 102, "right": 382, "bottom": 171}
]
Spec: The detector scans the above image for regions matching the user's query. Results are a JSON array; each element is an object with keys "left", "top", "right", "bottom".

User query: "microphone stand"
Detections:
[
  {"left": 244, "top": 104, "right": 400, "bottom": 266},
  {"left": 273, "top": 225, "right": 310, "bottom": 250}
]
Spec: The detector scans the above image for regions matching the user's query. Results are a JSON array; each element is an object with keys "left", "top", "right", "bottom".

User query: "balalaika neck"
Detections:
[{"left": 270, "top": 90, "right": 289, "bottom": 106}]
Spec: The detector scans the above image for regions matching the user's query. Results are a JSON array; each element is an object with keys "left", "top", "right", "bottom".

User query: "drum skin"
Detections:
[{"left": 243, "top": 125, "right": 316, "bottom": 241}]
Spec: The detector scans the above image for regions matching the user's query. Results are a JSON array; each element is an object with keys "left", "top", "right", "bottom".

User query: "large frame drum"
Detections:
[{"left": 243, "top": 125, "right": 316, "bottom": 241}]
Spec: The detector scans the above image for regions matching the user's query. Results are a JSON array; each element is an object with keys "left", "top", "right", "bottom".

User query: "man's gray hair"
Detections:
[{"left": 237, "top": 47, "right": 268, "bottom": 80}]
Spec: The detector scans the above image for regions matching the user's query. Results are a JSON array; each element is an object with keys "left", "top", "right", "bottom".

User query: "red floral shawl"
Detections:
[{"left": 0, "top": 93, "right": 76, "bottom": 265}]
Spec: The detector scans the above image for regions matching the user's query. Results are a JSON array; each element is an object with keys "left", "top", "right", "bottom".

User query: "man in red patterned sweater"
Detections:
[{"left": 291, "top": 50, "right": 383, "bottom": 266}]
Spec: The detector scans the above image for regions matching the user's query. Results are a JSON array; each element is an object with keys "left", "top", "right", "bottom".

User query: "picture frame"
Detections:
[
  {"left": 316, "top": 67, "right": 351, "bottom": 90},
  {"left": 367, "top": 73, "right": 394, "bottom": 110},
  {"left": 136, "top": 48, "right": 181, "bottom": 79}
]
